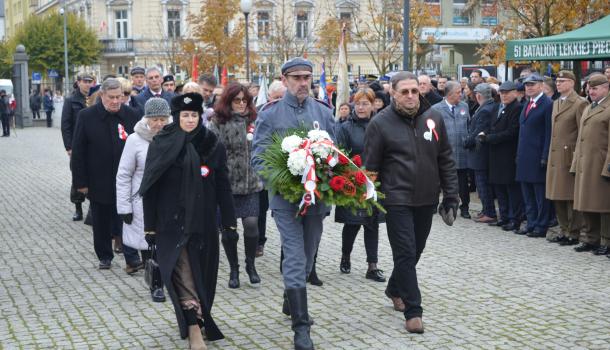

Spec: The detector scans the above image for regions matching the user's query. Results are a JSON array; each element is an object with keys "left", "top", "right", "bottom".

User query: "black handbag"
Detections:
[{"left": 144, "top": 244, "right": 162, "bottom": 289}]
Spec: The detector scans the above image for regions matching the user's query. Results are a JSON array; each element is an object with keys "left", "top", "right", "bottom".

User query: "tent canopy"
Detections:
[{"left": 506, "top": 15, "right": 610, "bottom": 61}]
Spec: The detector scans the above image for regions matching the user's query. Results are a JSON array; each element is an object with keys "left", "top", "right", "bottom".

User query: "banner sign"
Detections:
[{"left": 507, "top": 39, "right": 610, "bottom": 61}]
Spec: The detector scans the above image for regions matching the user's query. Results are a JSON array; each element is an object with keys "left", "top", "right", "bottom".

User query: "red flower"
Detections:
[
  {"left": 338, "top": 154, "right": 349, "bottom": 165},
  {"left": 352, "top": 155, "right": 362, "bottom": 167},
  {"left": 329, "top": 176, "right": 346, "bottom": 191},
  {"left": 343, "top": 179, "right": 357, "bottom": 196},
  {"left": 355, "top": 171, "right": 367, "bottom": 186}
]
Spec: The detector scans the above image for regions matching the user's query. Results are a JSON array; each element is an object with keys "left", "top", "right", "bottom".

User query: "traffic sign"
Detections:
[
  {"left": 32, "top": 72, "right": 42, "bottom": 84},
  {"left": 48, "top": 69, "right": 59, "bottom": 78}
]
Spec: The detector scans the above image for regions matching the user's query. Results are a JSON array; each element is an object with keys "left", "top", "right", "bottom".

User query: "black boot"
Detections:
[
  {"left": 286, "top": 288, "right": 314, "bottom": 350},
  {"left": 307, "top": 254, "right": 323, "bottom": 287},
  {"left": 221, "top": 230, "right": 240, "bottom": 289},
  {"left": 282, "top": 291, "right": 290, "bottom": 315},
  {"left": 244, "top": 236, "right": 261, "bottom": 285},
  {"left": 84, "top": 207, "right": 93, "bottom": 226},
  {"left": 72, "top": 203, "right": 83, "bottom": 221}
]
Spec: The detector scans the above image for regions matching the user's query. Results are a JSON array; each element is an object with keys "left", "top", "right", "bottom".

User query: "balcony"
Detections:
[{"left": 100, "top": 39, "right": 134, "bottom": 54}]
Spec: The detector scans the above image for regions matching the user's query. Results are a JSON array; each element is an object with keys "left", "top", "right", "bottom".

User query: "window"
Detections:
[
  {"left": 452, "top": 0, "right": 470, "bottom": 26},
  {"left": 117, "top": 65, "right": 129, "bottom": 76},
  {"left": 296, "top": 11, "right": 308, "bottom": 39},
  {"left": 480, "top": 0, "right": 498, "bottom": 26},
  {"left": 115, "top": 10, "right": 128, "bottom": 39},
  {"left": 257, "top": 11, "right": 270, "bottom": 38},
  {"left": 167, "top": 10, "right": 181, "bottom": 38},
  {"left": 339, "top": 12, "right": 351, "bottom": 24}
]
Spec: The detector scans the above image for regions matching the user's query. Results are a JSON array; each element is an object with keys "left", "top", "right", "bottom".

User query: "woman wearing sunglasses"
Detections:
[{"left": 209, "top": 82, "right": 263, "bottom": 289}]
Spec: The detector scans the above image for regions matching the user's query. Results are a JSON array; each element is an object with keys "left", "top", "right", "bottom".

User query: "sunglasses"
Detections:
[
  {"left": 396, "top": 88, "right": 419, "bottom": 96},
  {"left": 232, "top": 97, "right": 249, "bottom": 104}
]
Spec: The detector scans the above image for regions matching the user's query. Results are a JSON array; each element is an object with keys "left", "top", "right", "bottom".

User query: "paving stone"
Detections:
[{"left": 1, "top": 128, "right": 610, "bottom": 349}]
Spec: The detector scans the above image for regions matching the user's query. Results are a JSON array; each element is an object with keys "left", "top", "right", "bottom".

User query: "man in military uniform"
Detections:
[
  {"left": 130, "top": 66, "right": 146, "bottom": 95},
  {"left": 571, "top": 74, "right": 610, "bottom": 256},
  {"left": 61, "top": 72, "right": 95, "bottom": 221},
  {"left": 251, "top": 57, "right": 335, "bottom": 350},
  {"left": 545, "top": 71, "right": 588, "bottom": 245},
  {"left": 162, "top": 74, "right": 176, "bottom": 94}
]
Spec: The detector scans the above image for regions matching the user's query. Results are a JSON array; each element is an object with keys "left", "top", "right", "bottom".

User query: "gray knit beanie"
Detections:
[{"left": 143, "top": 97, "right": 171, "bottom": 118}]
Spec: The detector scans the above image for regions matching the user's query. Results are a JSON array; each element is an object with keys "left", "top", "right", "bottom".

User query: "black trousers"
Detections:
[
  {"left": 385, "top": 205, "right": 435, "bottom": 320},
  {"left": 45, "top": 111, "right": 53, "bottom": 127},
  {"left": 90, "top": 201, "right": 123, "bottom": 262},
  {"left": 1, "top": 113, "right": 10, "bottom": 135},
  {"left": 493, "top": 183, "right": 523, "bottom": 224},
  {"left": 258, "top": 190, "right": 269, "bottom": 247},
  {"left": 457, "top": 169, "right": 470, "bottom": 210},
  {"left": 341, "top": 222, "right": 379, "bottom": 263},
  {"left": 32, "top": 109, "right": 40, "bottom": 119}
]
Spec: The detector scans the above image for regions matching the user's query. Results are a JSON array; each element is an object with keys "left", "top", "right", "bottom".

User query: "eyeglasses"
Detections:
[
  {"left": 396, "top": 88, "right": 419, "bottom": 96},
  {"left": 232, "top": 97, "right": 249, "bottom": 104}
]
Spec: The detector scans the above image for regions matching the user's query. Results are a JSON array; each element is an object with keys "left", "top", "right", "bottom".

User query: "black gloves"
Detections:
[
  {"left": 438, "top": 197, "right": 459, "bottom": 226},
  {"left": 145, "top": 232, "right": 156, "bottom": 246},
  {"left": 476, "top": 133, "right": 487, "bottom": 143},
  {"left": 119, "top": 213, "right": 133, "bottom": 225}
]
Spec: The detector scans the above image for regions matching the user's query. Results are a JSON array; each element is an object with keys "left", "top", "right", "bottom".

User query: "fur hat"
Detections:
[{"left": 143, "top": 97, "right": 171, "bottom": 118}]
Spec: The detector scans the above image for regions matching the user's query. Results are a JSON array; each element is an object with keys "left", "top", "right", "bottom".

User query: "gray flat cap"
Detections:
[
  {"left": 499, "top": 81, "right": 517, "bottom": 91},
  {"left": 143, "top": 97, "right": 171, "bottom": 118},
  {"left": 522, "top": 73, "right": 544, "bottom": 83},
  {"left": 281, "top": 57, "right": 313, "bottom": 75},
  {"left": 130, "top": 66, "right": 145, "bottom": 76}
]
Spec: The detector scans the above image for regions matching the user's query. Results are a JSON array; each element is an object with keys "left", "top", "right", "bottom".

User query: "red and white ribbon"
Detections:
[{"left": 118, "top": 124, "right": 128, "bottom": 141}]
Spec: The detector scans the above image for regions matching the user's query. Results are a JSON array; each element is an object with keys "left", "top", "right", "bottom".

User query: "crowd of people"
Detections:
[{"left": 58, "top": 60, "right": 610, "bottom": 349}]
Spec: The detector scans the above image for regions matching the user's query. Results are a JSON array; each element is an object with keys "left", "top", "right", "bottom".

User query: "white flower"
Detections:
[
  {"left": 287, "top": 149, "right": 308, "bottom": 176},
  {"left": 307, "top": 129, "right": 331, "bottom": 143},
  {"left": 311, "top": 143, "right": 331, "bottom": 160},
  {"left": 281, "top": 135, "right": 304, "bottom": 153}
]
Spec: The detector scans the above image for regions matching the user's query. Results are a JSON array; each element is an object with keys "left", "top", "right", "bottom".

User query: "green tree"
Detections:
[
  {"left": 7, "top": 13, "right": 101, "bottom": 78},
  {"left": 0, "top": 41, "right": 13, "bottom": 79}
]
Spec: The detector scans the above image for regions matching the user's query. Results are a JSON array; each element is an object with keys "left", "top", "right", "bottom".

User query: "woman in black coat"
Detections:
[
  {"left": 140, "top": 93, "right": 236, "bottom": 350},
  {"left": 334, "top": 88, "right": 385, "bottom": 282}
]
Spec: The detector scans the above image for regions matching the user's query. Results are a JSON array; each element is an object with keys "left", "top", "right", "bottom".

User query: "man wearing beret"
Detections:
[
  {"left": 570, "top": 74, "right": 610, "bottom": 257},
  {"left": 251, "top": 57, "right": 335, "bottom": 350},
  {"left": 515, "top": 73, "right": 553, "bottom": 237},
  {"left": 162, "top": 75, "right": 176, "bottom": 94},
  {"left": 545, "top": 71, "right": 588, "bottom": 245},
  {"left": 130, "top": 66, "right": 146, "bottom": 95}
]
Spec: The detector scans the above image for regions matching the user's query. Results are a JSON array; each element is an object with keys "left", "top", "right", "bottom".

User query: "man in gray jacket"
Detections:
[
  {"left": 432, "top": 81, "right": 471, "bottom": 218},
  {"left": 251, "top": 57, "right": 334, "bottom": 350}
]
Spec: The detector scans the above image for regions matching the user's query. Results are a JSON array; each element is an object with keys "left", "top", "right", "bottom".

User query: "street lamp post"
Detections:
[
  {"left": 240, "top": 0, "right": 252, "bottom": 82},
  {"left": 60, "top": 4, "right": 69, "bottom": 95},
  {"left": 402, "top": 0, "right": 410, "bottom": 71}
]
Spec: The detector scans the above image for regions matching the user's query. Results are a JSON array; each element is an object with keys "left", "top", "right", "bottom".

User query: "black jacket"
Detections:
[
  {"left": 142, "top": 127, "right": 235, "bottom": 341},
  {"left": 61, "top": 89, "right": 87, "bottom": 151},
  {"left": 364, "top": 98, "right": 458, "bottom": 206},
  {"left": 71, "top": 103, "right": 139, "bottom": 204},
  {"left": 486, "top": 99, "right": 522, "bottom": 184},
  {"left": 134, "top": 87, "right": 174, "bottom": 107},
  {"left": 424, "top": 90, "right": 443, "bottom": 106},
  {"left": 464, "top": 99, "right": 497, "bottom": 170}
]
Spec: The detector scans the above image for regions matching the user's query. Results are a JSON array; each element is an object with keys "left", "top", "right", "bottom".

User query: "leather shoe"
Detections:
[
  {"left": 547, "top": 236, "right": 566, "bottom": 243},
  {"left": 515, "top": 227, "right": 532, "bottom": 235},
  {"left": 527, "top": 230, "right": 546, "bottom": 238},
  {"left": 489, "top": 219, "right": 509, "bottom": 227},
  {"left": 405, "top": 317, "right": 424, "bottom": 334},
  {"left": 502, "top": 222, "right": 520, "bottom": 231},
  {"left": 255, "top": 245, "right": 264, "bottom": 257},
  {"left": 151, "top": 288, "right": 166, "bottom": 302},
  {"left": 460, "top": 210, "right": 471, "bottom": 219},
  {"left": 72, "top": 211, "right": 83, "bottom": 221},
  {"left": 385, "top": 289, "right": 405, "bottom": 312},
  {"left": 592, "top": 245, "right": 609, "bottom": 255},
  {"left": 365, "top": 269, "right": 386, "bottom": 282},
  {"left": 559, "top": 238, "right": 579, "bottom": 246},
  {"left": 340, "top": 257, "right": 351, "bottom": 274},
  {"left": 474, "top": 215, "right": 497, "bottom": 223},
  {"left": 98, "top": 260, "right": 111, "bottom": 270},
  {"left": 574, "top": 243, "right": 598, "bottom": 252}
]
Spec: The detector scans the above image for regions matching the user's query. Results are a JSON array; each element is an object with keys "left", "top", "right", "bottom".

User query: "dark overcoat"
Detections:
[
  {"left": 60, "top": 88, "right": 87, "bottom": 151},
  {"left": 486, "top": 99, "right": 521, "bottom": 184},
  {"left": 142, "top": 127, "right": 235, "bottom": 341},
  {"left": 516, "top": 94, "right": 553, "bottom": 183},
  {"left": 71, "top": 102, "right": 139, "bottom": 204},
  {"left": 464, "top": 99, "right": 497, "bottom": 170}
]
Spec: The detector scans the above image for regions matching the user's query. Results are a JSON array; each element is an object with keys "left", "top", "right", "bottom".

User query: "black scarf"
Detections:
[{"left": 139, "top": 120, "right": 205, "bottom": 237}]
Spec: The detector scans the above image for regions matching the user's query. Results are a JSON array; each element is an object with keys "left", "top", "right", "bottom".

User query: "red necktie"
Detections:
[{"left": 525, "top": 99, "right": 535, "bottom": 118}]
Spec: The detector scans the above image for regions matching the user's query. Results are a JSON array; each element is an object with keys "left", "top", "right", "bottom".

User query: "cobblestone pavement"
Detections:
[{"left": 1, "top": 128, "right": 610, "bottom": 350}]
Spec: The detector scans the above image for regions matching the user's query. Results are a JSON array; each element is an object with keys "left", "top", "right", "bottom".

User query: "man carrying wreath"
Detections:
[
  {"left": 251, "top": 57, "right": 335, "bottom": 350},
  {"left": 364, "top": 72, "right": 459, "bottom": 334}
]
